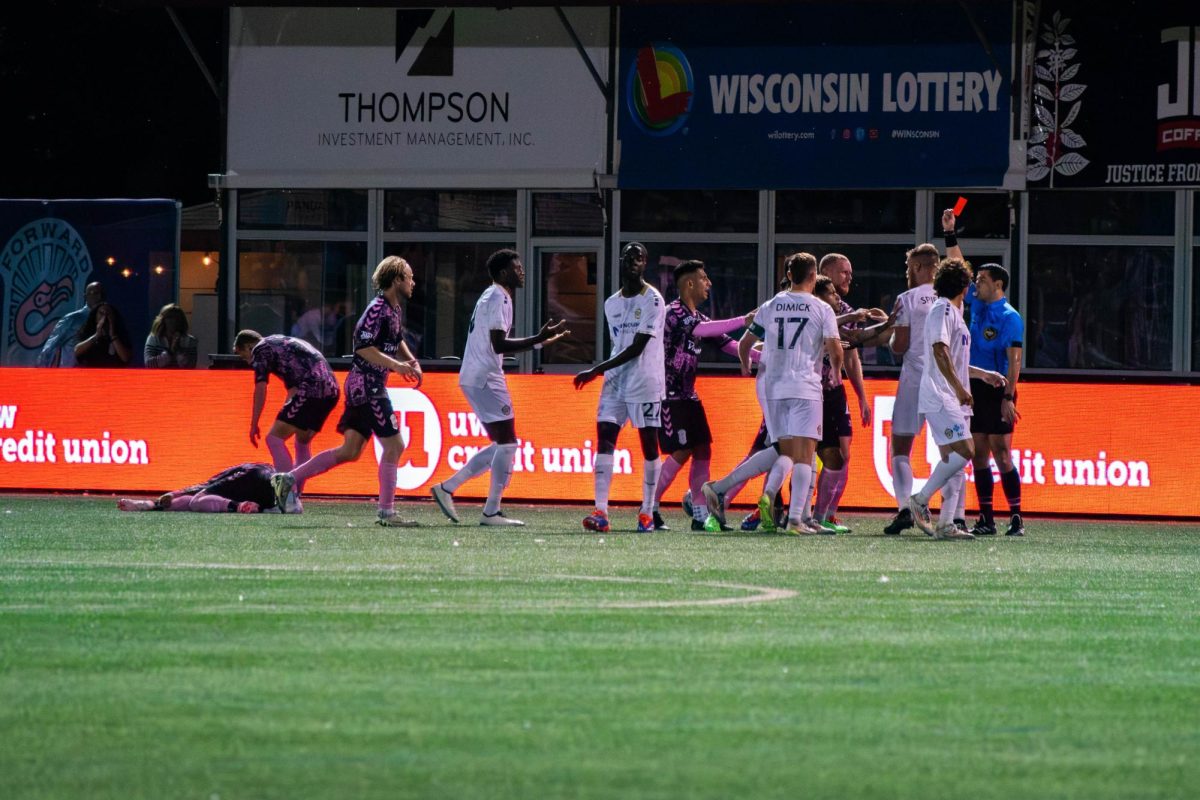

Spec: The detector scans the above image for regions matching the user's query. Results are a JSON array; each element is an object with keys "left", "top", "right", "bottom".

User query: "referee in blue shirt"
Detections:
[{"left": 945, "top": 211, "right": 1025, "bottom": 536}]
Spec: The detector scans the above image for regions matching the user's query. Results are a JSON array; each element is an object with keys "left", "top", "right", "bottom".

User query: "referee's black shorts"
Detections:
[{"left": 969, "top": 378, "right": 1016, "bottom": 435}]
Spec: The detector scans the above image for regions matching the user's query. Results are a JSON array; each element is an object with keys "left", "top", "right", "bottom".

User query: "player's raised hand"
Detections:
[
  {"left": 942, "top": 208, "right": 956, "bottom": 232},
  {"left": 865, "top": 307, "right": 888, "bottom": 323},
  {"left": 539, "top": 318, "right": 570, "bottom": 346},
  {"left": 573, "top": 367, "right": 598, "bottom": 389},
  {"left": 743, "top": 310, "right": 756, "bottom": 327}
]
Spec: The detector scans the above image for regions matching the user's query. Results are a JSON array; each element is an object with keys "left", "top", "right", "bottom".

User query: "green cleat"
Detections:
[
  {"left": 703, "top": 514, "right": 723, "bottom": 532},
  {"left": 819, "top": 519, "right": 851, "bottom": 534},
  {"left": 757, "top": 493, "right": 777, "bottom": 533}
]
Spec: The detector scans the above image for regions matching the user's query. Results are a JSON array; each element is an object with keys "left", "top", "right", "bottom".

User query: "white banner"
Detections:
[{"left": 227, "top": 7, "right": 608, "bottom": 188}]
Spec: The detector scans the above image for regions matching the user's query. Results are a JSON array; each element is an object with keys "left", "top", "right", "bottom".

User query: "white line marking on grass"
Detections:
[{"left": 4, "top": 561, "right": 798, "bottom": 609}]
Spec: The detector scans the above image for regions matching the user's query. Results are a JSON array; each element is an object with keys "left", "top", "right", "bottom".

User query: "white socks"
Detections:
[
  {"left": 891, "top": 455, "right": 912, "bottom": 511},
  {"left": 483, "top": 444, "right": 517, "bottom": 516}
]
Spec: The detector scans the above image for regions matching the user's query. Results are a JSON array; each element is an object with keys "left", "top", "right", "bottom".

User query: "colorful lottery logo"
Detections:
[{"left": 627, "top": 43, "right": 694, "bottom": 136}]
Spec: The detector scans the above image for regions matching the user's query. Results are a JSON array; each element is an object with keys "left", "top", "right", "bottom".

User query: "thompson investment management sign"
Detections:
[
  {"left": 616, "top": 3, "right": 1015, "bottom": 189},
  {"left": 226, "top": 7, "right": 608, "bottom": 188}
]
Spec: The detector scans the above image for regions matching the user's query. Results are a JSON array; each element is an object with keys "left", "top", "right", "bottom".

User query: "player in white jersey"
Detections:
[
  {"left": 573, "top": 242, "right": 667, "bottom": 533},
  {"left": 907, "top": 258, "right": 1006, "bottom": 540},
  {"left": 882, "top": 240, "right": 941, "bottom": 534},
  {"left": 432, "top": 249, "right": 568, "bottom": 526},
  {"left": 738, "top": 252, "right": 842, "bottom": 535}
]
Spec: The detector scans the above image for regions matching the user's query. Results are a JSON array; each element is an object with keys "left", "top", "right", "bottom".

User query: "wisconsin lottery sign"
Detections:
[{"left": 617, "top": 3, "right": 1014, "bottom": 189}]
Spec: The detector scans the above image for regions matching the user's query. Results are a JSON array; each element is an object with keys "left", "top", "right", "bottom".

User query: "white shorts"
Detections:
[
  {"left": 461, "top": 375, "right": 514, "bottom": 424},
  {"left": 891, "top": 373, "right": 924, "bottom": 437},
  {"left": 925, "top": 408, "right": 971, "bottom": 446},
  {"left": 765, "top": 398, "right": 822, "bottom": 441},
  {"left": 598, "top": 390, "right": 661, "bottom": 429}
]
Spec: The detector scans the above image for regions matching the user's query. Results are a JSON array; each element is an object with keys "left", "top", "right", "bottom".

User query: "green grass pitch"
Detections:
[{"left": 2, "top": 495, "right": 1198, "bottom": 799}]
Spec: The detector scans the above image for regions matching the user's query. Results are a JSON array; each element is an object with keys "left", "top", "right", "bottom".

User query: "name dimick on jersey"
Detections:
[
  {"left": 750, "top": 290, "right": 839, "bottom": 401},
  {"left": 602, "top": 284, "right": 666, "bottom": 402}
]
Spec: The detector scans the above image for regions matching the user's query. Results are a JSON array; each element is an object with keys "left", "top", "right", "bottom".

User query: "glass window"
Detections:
[
  {"left": 774, "top": 243, "right": 913, "bottom": 365},
  {"left": 383, "top": 241, "right": 513, "bottom": 360},
  {"left": 932, "top": 192, "right": 1010, "bottom": 239},
  {"left": 539, "top": 251, "right": 598, "bottom": 365},
  {"left": 624, "top": 242, "right": 759, "bottom": 362},
  {"left": 1194, "top": 247, "right": 1200, "bottom": 372},
  {"left": 384, "top": 190, "right": 516, "bottom": 232},
  {"left": 237, "top": 190, "right": 368, "bottom": 231},
  {"left": 237, "top": 241, "right": 368, "bottom": 357},
  {"left": 1027, "top": 245, "right": 1172, "bottom": 370},
  {"left": 533, "top": 193, "right": 604, "bottom": 237},
  {"left": 621, "top": 190, "right": 758, "bottom": 233},
  {"left": 1028, "top": 191, "right": 1174, "bottom": 236},
  {"left": 776, "top": 191, "right": 915, "bottom": 235}
]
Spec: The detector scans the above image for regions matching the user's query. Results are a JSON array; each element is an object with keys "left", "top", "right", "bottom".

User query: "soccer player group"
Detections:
[{"left": 118, "top": 210, "right": 1026, "bottom": 538}]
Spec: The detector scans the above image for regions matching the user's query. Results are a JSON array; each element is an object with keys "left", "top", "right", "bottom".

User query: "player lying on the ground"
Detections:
[{"left": 116, "top": 462, "right": 278, "bottom": 514}]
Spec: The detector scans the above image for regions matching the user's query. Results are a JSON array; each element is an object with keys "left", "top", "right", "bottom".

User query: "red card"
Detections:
[{"left": 952, "top": 196, "right": 968, "bottom": 216}]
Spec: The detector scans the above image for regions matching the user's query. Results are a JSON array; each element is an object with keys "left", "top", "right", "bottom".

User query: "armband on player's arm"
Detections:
[{"left": 746, "top": 322, "right": 765, "bottom": 339}]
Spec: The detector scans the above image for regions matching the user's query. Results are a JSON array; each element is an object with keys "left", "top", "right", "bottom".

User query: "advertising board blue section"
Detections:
[
  {"left": 0, "top": 200, "right": 179, "bottom": 366},
  {"left": 617, "top": 3, "right": 1013, "bottom": 189}
]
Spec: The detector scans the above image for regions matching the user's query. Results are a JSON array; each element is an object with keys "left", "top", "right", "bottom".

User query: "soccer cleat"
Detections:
[
  {"left": 757, "top": 493, "right": 778, "bottom": 533},
  {"left": 740, "top": 508, "right": 762, "bottom": 531},
  {"left": 826, "top": 515, "right": 852, "bottom": 533},
  {"left": 1005, "top": 514, "right": 1025, "bottom": 537},
  {"left": 700, "top": 482, "right": 726, "bottom": 526},
  {"left": 376, "top": 509, "right": 419, "bottom": 528},
  {"left": 883, "top": 507, "right": 913, "bottom": 535},
  {"left": 236, "top": 501, "right": 260, "bottom": 514},
  {"left": 785, "top": 518, "right": 825, "bottom": 536},
  {"left": 908, "top": 494, "right": 935, "bottom": 536},
  {"left": 819, "top": 518, "right": 851, "bottom": 534},
  {"left": 970, "top": 519, "right": 998, "bottom": 536},
  {"left": 933, "top": 521, "right": 975, "bottom": 540},
  {"left": 117, "top": 498, "right": 156, "bottom": 512},
  {"left": 681, "top": 490, "right": 694, "bottom": 518},
  {"left": 636, "top": 513, "right": 656, "bottom": 532},
  {"left": 480, "top": 511, "right": 525, "bottom": 526},
  {"left": 271, "top": 472, "right": 300, "bottom": 513},
  {"left": 696, "top": 515, "right": 731, "bottom": 532},
  {"left": 430, "top": 483, "right": 459, "bottom": 523},
  {"left": 582, "top": 509, "right": 610, "bottom": 533},
  {"left": 954, "top": 518, "right": 968, "bottom": 533},
  {"left": 652, "top": 510, "right": 670, "bottom": 531}
]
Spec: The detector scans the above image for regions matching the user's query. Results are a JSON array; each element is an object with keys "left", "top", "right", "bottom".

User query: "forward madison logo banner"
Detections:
[{"left": 0, "top": 218, "right": 92, "bottom": 366}]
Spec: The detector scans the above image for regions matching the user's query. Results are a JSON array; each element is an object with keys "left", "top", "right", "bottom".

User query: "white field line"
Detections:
[{"left": 2, "top": 560, "right": 798, "bottom": 609}]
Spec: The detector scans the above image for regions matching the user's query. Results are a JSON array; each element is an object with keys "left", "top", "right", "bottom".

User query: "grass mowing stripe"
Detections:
[{"left": 1, "top": 496, "right": 1198, "bottom": 799}]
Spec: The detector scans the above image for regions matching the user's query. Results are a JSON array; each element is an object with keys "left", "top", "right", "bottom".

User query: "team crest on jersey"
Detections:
[
  {"left": 634, "top": 308, "right": 642, "bottom": 319},
  {"left": 501, "top": 405, "right": 511, "bottom": 415},
  {"left": 984, "top": 326, "right": 998, "bottom": 341}
]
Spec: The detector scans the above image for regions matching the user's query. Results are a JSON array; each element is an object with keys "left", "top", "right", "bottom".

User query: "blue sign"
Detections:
[
  {"left": 617, "top": 3, "right": 1013, "bottom": 189},
  {"left": 0, "top": 200, "right": 179, "bottom": 366}
]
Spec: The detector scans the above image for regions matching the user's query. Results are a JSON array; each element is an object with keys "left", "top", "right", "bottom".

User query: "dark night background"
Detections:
[{"left": 2, "top": 3, "right": 224, "bottom": 207}]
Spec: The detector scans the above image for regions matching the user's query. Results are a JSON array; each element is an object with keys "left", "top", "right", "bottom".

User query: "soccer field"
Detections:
[{"left": 1, "top": 496, "right": 1197, "bottom": 800}]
